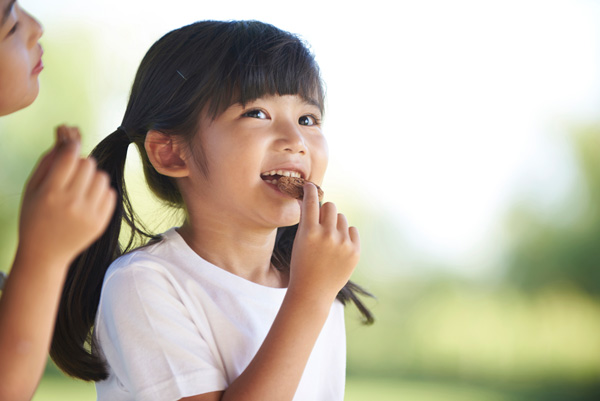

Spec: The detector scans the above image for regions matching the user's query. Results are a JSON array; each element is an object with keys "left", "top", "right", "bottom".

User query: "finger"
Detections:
[
  {"left": 67, "top": 158, "right": 96, "bottom": 195},
  {"left": 26, "top": 148, "right": 58, "bottom": 191},
  {"left": 299, "top": 182, "right": 320, "bottom": 228},
  {"left": 41, "top": 140, "right": 81, "bottom": 190},
  {"left": 86, "top": 170, "right": 111, "bottom": 205},
  {"left": 98, "top": 188, "right": 118, "bottom": 229},
  {"left": 26, "top": 125, "right": 72, "bottom": 190},
  {"left": 337, "top": 213, "right": 349, "bottom": 233},
  {"left": 349, "top": 226, "right": 360, "bottom": 247},
  {"left": 62, "top": 125, "right": 81, "bottom": 143},
  {"left": 319, "top": 202, "right": 338, "bottom": 227},
  {"left": 29, "top": 126, "right": 82, "bottom": 191},
  {"left": 88, "top": 187, "right": 117, "bottom": 242},
  {"left": 55, "top": 124, "right": 81, "bottom": 141},
  {"left": 56, "top": 124, "right": 68, "bottom": 145}
]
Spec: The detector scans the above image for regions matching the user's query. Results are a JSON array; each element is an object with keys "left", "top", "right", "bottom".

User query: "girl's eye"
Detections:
[
  {"left": 299, "top": 115, "right": 319, "bottom": 126},
  {"left": 243, "top": 109, "right": 268, "bottom": 119},
  {"left": 8, "top": 22, "right": 19, "bottom": 36}
]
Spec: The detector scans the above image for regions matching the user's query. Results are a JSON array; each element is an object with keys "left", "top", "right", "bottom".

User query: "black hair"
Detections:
[{"left": 50, "top": 20, "right": 373, "bottom": 382}]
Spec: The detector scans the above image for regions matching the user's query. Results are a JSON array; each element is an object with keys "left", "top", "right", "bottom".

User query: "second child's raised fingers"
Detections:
[
  {"left": 42, "top": 141, "right": 80, "bottom": 190},
  {"left": 96, "top": 188, "right": 117, "bottom": 234},
  {"left": 67, "top": 158, "right": 96, "bottom": 194},
  {"left": 63, "top": 126, "right": 81, "bottom": 143},
  {"left": 26, "top": 149, "right": 58, "bottom": 191},
  {"left": 54, "top": 125, "right": 80, "bottom": 149},
  {"left": 55, "top": 125, "right": 68, "bottom": 146},
  {"left": 85, "top": 170, "right": 112, "bottom": 205},
  {"left": 27, "top": 126, "right": 82, "bottom": 190},
  {"left": 88, "top": 178, "right": 117, "bottom": 237}
]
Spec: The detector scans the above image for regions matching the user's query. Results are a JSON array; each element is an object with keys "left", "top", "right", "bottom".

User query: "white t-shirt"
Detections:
[{"left": 95, "top": 228, "right": 346, "bottom": 401}]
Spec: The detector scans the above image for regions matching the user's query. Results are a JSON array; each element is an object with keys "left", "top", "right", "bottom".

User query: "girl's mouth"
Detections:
[{"left": 260, "top": 170, "right": 302, "bottom": 185}]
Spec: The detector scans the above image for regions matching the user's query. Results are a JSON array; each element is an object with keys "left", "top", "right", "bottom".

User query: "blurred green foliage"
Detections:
[
  {"left": 341, "top": 126, "right": 600, "bottom": 399},
  {"left": 504, "top": 126, "right": 600, "bottom": 295}
]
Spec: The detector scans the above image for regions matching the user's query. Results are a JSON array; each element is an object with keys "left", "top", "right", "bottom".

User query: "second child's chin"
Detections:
[{"left": 0, "top": 87, "right": 39, "bottom": 116}]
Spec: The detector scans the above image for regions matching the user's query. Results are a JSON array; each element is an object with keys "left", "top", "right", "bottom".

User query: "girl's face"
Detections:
[
  {"left": 0, "top": 0, "right": 43, "bottom": 116},
  {"left": 184, "top": 94, "right": 329, "bottom": 230}
]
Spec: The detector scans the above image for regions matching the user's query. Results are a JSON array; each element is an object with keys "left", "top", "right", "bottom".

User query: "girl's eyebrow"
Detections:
[
  {"left": 1, "top": 0, "right": 16, "bottom": 27},
  {"left": 303, "top": 98, "right": 323, "bottom": 112}
]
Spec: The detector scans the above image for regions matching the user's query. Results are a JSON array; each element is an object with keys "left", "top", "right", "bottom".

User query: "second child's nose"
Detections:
[{"left": 24, "top": 9, "right": 43, "bottom": 47}]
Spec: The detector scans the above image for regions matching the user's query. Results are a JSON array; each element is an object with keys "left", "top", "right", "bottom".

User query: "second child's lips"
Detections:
[
  {"left": 32, "top": 46, "right": 44, "bottom": 75},
  {"left": 32, "top": 58, "right": 44, "bottom": 75}
]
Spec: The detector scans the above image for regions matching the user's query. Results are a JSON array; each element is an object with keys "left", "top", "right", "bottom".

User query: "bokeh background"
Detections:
[{"left": 1, "top": 0, "right": 600, "bottom": 399}]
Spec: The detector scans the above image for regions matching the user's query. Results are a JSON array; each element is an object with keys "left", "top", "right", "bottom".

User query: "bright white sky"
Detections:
[{"left": 24, "top": 0, "right": 600, "bottom": 267}]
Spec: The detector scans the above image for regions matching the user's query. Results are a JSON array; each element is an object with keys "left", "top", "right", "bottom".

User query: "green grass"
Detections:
[
  {"left": 345, "top": 377, "right": 514, "bottom": 401},
  {"left": 345, "top": 377, "right": 600, "bottom": 401},
  {"left": 32, "top": 375, "right": 95, "bottom": 401}
]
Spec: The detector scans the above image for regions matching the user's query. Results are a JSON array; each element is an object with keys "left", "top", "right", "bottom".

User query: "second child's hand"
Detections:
[
  {"left": 18, "top": 125, "right": 117, "bottom": 265},
  {"left": 0, "top": 125, "right": 116, "bottom": 401}
]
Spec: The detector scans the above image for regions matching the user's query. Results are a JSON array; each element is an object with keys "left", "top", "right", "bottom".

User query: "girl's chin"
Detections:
[
  {"left": 274, "top": 209, "right": 301, "bottom": 228},
  {"left": 278, "top": 216, "right": 300, "bottom": 228}
]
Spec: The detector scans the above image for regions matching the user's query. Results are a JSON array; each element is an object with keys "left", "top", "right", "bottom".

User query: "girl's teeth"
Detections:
[{"left": 261, "top": 170, "right": 301, "bottom": 178}]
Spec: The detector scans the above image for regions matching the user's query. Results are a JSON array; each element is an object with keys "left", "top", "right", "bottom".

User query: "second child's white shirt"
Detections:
[{"left": 94, "top": 228, "right": 346, "bottom": 401}]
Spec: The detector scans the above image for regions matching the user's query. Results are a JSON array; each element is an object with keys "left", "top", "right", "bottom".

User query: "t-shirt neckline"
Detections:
[{"left": 163, "top": 227, "right": 289, "bottom": 296}]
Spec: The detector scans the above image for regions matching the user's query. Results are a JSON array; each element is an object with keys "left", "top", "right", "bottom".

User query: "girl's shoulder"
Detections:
[{"left": 103, "top": 228, "right": 182, "bottom": 285}]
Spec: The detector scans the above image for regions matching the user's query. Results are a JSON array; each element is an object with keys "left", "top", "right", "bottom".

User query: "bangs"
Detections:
[
  {"left": 195, "top": 21, "right": 325, "bottom": 119},
  {"left": 131, "top": 20, "right": 325, "bottom": 135}
]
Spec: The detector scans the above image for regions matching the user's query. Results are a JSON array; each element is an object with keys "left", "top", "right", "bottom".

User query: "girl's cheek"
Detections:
[
  {"left": 312, "top": 148, "right": 329, "bottom": 185},
  {"left": 316, "top": 138, "right": 329, "bottom": 166}
]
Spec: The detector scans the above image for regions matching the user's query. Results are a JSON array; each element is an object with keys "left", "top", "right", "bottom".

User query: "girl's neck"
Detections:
[{"left": 177, "top": 221, "right": 288, "bottom": 288}]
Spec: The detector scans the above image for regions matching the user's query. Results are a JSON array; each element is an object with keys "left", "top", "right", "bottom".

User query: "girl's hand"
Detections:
[
  {"left": 288, "top": 182, "right": 360, "bottom": 304},
  {"left": 16, "top": 125, "right": 117, "bottom": 267}
]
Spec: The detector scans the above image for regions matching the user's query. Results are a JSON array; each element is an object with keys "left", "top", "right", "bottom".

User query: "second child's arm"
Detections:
[
  {"left": 182, "top": 183, "right": 360, "bottom": 401},
  {"left": 0, "top": 126, "right": 116, "bottom": 401}
]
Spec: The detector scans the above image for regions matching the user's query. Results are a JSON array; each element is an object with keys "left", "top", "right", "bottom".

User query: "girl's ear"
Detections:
[{"left": 145, "top": 130, "right": 189, "bottom": 177}]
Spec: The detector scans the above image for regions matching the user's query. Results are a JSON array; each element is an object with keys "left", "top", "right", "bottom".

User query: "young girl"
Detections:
[
  {"left": 51, "top": 20, "right": 373, "bottom": 401},
  {"left": 0, "top": 1, "right": 116, "bottom": 400}
]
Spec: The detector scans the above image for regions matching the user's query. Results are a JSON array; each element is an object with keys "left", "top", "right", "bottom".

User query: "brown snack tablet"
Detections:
[{"left": 277, "top": 176, "right": 324, "bottom": 202}]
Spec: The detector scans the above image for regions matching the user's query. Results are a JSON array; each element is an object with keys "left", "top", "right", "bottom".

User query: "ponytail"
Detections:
[{"left": 50, "top": 128, "right": 157, "bottom": 381}]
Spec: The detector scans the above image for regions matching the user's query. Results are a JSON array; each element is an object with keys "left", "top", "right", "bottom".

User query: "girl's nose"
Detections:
[{"left": 277, "top": 123, "right": 307, "bottom": 155}]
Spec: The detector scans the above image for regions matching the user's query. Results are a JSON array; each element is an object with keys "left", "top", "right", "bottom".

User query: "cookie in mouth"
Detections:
[{"left": 277, "top": 176, "right": 324, "bottom": 202}]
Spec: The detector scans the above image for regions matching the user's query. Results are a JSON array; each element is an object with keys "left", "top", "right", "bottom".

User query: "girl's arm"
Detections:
[
  {"left": 0, "top": 126, "right": 116, "bottom": 401},
  {"left": 182, "top": 183, "right": 360, "bottom": 401}
]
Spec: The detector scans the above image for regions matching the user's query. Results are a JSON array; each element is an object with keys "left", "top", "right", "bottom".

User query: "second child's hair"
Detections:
[{"left": 50, "top": 20, "right": 374, "bottom": 382}]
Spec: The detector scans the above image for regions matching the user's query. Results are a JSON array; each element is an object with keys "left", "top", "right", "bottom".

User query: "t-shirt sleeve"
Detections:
[{"left": 95, "top": 259, "right": 228, "bottom": 400}]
